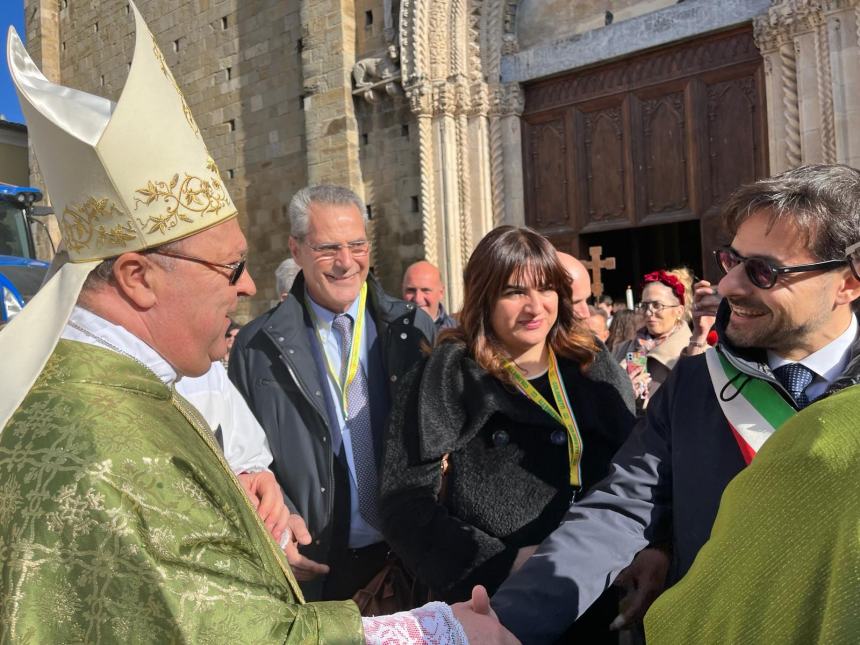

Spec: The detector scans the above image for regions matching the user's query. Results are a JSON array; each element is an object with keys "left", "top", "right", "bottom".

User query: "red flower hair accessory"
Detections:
[{"left": 642, "top": 270, "right": 685, "bottom": 306}]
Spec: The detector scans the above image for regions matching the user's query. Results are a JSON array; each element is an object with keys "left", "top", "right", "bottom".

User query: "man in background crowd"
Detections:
[
  {"left": 597, "top": 294, "right": 614, "bottom": 324},
  {"left": 276, "top": 257, "right": 300, "bottom": 302},
  {"left": 586, "top": 305, "right": 610, "bottom": 343},
  {"left": 556, "top": 252, "right": 592, "bottom": 320},
  {"left": 402, "top": 260, "right": 457, "bottom": 330}
]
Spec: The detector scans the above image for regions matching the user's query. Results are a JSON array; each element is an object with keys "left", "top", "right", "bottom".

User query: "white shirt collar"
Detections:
[
  {"left": 767, "top": 314, "right": 858, "bottom": 384},
  {"left": 61, "top": 306, "right": 179, "bottom": 385},
  {"left": 305, "top": 288, "right": 362, "bottom": 335}
]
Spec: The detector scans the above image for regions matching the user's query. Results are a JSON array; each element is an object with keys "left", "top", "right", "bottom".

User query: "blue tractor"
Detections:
[{"left": 0, "top": 183, "right": 51, "bottom": 325}]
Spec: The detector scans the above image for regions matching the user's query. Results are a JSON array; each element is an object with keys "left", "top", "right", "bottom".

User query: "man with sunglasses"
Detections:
[
  {"left": 229, "top": 185, "right": 437, "bottom": 602},
  {"left": 492, "top": 164, "right": 860, "bottom": 642}
]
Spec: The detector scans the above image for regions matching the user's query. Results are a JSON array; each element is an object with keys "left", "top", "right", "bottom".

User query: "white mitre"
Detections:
[{"left": 0, "top": 1, "right": 238, "bottom": 431}]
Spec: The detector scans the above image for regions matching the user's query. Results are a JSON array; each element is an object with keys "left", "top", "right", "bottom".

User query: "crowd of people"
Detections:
[{"left": 1, "top": 5, "right": 858, "bottom": 645}]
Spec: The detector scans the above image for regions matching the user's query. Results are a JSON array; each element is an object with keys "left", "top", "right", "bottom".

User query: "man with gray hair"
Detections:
[
  {"left": 230, "top": 184, "right": 437, "bottom": 602},
  {"left": 275, "top": 257, "right": 300, "bottom": 301}
]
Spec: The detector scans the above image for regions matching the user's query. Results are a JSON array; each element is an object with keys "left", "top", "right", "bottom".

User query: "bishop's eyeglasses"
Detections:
[{"left": 150, "top": 250, "right": 247, "bottom": 285}]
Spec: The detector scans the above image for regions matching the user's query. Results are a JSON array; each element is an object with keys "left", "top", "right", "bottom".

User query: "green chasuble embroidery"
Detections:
[{"left": 0, "top": 340, "right": 362, "bottom": 644}]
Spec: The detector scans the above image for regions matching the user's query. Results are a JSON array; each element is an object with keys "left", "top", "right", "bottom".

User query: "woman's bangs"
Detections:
[{"left": 506, "top": 255, "right": 556, "bottom": 290}]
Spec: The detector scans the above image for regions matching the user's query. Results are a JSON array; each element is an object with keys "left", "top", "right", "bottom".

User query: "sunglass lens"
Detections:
[
  {"left": 230, "top": 260, "right": 246, "bottom": 285},
  {"left": 715, "top": 249, "right": 734, "bottom": 275},
  {"left": 746, "top": 258, "right": 774, "bottom": 288}
]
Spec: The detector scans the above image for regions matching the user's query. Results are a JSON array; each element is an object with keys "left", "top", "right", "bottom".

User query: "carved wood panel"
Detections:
[
  {"left": 522, "top": 25, "right": 767, "bottom": 280},
  {"left": 640, "top": 91, "right": 689, "bottom": 220},
  {"left": 581, "top": 103, "right": 627, "bottom": 226},
  {"left": 522, "top": 109, "right": 573, "bottom": 230}
]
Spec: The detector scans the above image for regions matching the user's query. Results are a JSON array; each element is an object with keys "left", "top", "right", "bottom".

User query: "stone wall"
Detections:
[
  {"left": 352, "top": 0, "right": 424, "bottom": 296},
  {"left": 517, "top": 0, "right": 675, "bottom": 49},
  {"left": 355, "top": 97, "right": 422, "bottom": 295}
]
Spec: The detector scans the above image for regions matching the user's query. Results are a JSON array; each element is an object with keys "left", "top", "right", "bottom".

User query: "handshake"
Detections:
[{"left": 451, "top": 585, "right": 521, "bottom": 645}]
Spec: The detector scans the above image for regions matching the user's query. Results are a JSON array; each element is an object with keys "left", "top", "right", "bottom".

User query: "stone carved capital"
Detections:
[
  {"left": 469, "top": 82, "right": 491, "bottom": 116},
  {"left": 405, "top": 80, "right": 434, "bottom": 115},
  {"left": 489, "top": 83, "right": 525, "bottom": 117},
  {"left": 431, "top": 77, "right": 472, "bottom": 116},
  {"left": 754, "top": 0, "right": 831, "bottom": 52}
]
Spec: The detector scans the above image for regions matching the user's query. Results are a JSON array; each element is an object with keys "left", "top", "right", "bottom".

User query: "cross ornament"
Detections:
[{"left": 582, "top": 246, "right": 616, "bottom": 298}]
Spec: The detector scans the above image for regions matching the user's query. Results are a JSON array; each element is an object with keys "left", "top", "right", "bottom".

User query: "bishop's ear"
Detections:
[{"left": 111, "top": 252, "right": 160, "bottom": 309}]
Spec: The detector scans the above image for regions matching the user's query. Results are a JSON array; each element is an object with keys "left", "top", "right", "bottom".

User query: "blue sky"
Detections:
[{"left": 0, "top": 2, "right": 25, "bottom": 123}]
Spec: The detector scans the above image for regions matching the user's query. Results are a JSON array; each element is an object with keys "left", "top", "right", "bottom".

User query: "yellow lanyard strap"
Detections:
[
  {"left": 504, "top": 350, "right": 584, "bottom": 487},
  {"left": 306, "top": 282, "right": 368, "bottom": 421}
]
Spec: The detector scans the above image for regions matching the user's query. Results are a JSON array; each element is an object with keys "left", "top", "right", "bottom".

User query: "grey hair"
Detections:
[
  {"left": 288, "top": 184, "right": 368, "bottom": 239},
  {"left": 723, "top": 163, "right": 860, "bottom": 262},
  {"left": 275, "top": 257, "right": 300, "bottom": 295}
]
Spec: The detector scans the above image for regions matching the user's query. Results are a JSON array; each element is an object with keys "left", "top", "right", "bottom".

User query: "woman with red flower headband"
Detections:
[{"left": 613, "top": 268, "right": 693, "bottom": 410}]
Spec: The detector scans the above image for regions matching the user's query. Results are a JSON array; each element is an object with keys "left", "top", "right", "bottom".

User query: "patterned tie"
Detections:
[
  {"left": 331, "top": 313, "right": 381, "bottom": 528},
  {"left": 773, "top": 363, "right": 815, "bottom": 410}
]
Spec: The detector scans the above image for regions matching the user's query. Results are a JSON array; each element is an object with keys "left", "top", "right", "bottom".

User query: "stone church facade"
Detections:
[{"left": 23, "top": 0, "right": 860, "bottom": 316}]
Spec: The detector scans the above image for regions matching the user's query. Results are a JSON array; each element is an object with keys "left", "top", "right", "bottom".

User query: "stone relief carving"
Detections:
[
  {"left": 352, "top": 44, "right": 402, "bottom": 103},
  {"left": 353, "top": 0, "right": 403, "bottom": 103}
]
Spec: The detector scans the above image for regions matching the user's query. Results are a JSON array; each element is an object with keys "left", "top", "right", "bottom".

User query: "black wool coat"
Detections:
[{"left": 379, "top": 340, "right": 635, "bottom": 601}]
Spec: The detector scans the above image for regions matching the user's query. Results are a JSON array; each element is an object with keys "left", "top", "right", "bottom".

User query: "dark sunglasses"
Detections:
[
  {"left": 714, "top": 246, "right": 848, "bottom": 289},
  {"left": 151, "top": 250, "right": 247, "bottom": 285}
]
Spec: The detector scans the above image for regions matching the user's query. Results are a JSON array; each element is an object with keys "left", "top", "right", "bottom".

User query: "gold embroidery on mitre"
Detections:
[
  {"left": 133, "top": 170, "right": 230, "bottom": 235},
  {"left": 97, "top": 223, "right": 137, "bottom": 247},
  {"left": 62, "top": 197, "right": 132, "bottom": 252},
  {"left": 150, "top": 32, "right": 200, "bottom": 137}
]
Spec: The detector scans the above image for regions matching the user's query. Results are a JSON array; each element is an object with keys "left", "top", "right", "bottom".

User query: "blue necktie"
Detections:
[
  {"left": 331, "top": 313, "right": 380, "bottom": 528},
  {"left": 773, "top": 363, "right": 815, "bottom": 410}
]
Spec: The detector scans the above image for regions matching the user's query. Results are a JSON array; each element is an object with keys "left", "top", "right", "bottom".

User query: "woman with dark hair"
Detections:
[
  {"left": 607, "top": 309, "right": 643, "bottom": 357},
  {"left": 380, "top": 226, "right": 635, "bottom": 642}
]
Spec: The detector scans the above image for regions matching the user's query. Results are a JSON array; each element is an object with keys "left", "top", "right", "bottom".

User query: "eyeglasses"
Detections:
[
  {"left": 714, "top": 246, "right": 848, "bottom": 289},
  {"left": 846, "top": 241, "right": 860, "bottom": 281},
  {"left": 636, "top": 301, "right": 681, "bottom": 314},
  {"left": 150, "top": 250, "right": 247, "bottom": 285},
  {"left": 301, "top": 238, "right": 370, "bottom": 260}
]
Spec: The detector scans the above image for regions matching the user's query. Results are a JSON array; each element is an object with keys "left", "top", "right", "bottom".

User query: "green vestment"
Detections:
[
  {"left": 0, "top": 340, "right": 363, "bottom": 644},
  {"left": 645, "top": 385, "right": 860, "bottom": 644}
]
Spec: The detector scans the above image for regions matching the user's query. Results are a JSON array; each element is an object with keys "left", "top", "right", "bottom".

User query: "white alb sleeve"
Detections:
[{"left": 362, "top": 601, "right": 468, "bottom": 644}]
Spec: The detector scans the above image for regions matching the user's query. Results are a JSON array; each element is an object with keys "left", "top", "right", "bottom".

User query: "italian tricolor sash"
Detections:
[{"left": 705, "top": 349, "right": 797, "bottom": 464}]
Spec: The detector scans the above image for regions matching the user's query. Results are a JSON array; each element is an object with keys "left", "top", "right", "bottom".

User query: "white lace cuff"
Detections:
[{"left": 362, "top": 601, "right": 468, "bottom": 644}]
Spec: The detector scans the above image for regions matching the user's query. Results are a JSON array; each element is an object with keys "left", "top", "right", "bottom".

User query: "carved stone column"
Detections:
[
  {"left": 827, "top": 3, "right": 860, "bottom": 167},
  {"left": 400, "top": 0, "right": 515, "bottom": 310},
  {"left": 491, "top": 82, "right": 526, "bottom": 226},
  {"left": 755, "top": 0, "right": 860, "bottom": 171}
]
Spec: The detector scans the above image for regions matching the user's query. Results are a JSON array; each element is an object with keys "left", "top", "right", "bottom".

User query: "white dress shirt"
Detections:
[
  {"left": 767, "top": 314, "right": 858, "bottom": 403},
  {"left": 306, "top": 293, "right": 384, "bottom": 548},
  {"left": 61, "top": 306, "right": 273, "bottom": 474}
]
